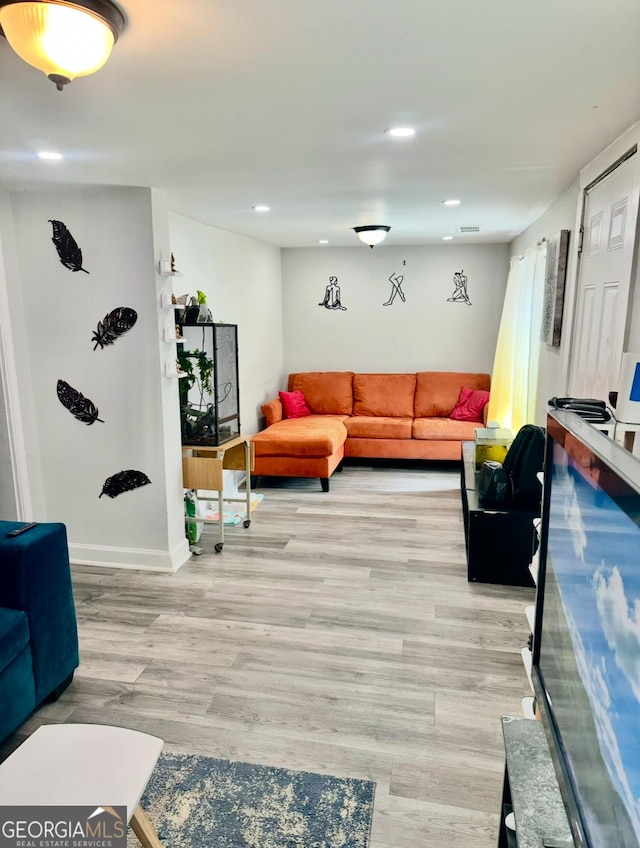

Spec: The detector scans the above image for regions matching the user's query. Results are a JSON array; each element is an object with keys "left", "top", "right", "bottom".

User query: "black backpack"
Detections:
[
  {"left": 502, "top": 424, "right": 546, "bottom": 510},
  {"left": 478, "top": 461, "right": 509, "bottom": 507}
]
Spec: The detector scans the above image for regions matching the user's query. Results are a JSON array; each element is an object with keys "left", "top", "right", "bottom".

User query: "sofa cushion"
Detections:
[
  {"left": 289, "top": 372, "right": 354, "bottom": 415},
  {"left": 412, "top": 417, "right": 480, "bottom": 441},
  {"left": 414, "top": 372, "right": 490, "bottom": 417},
  {"left": 279, "top": 390, "right": 311, "bottom": 419},
  {"left": 450, "top": 387, "right": 490, "bottom": 422},
  {"left": 252, "top": 416, "right": 348, "bottom": 458},
  {"left": 353, "top": 374, "right": 416, "bottom": 417},
  {"left": 0, "top": 608, "right": 30, "bottom": 673},
  {"left": 345, "top": 416, "right": 413, "bottom": 439}
]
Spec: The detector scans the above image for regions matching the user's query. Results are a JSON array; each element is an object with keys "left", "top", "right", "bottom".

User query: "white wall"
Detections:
[
  {"left": 7, "top": 187, "right": 189, "bottom": 571},
  {"left": 168, "top": 213, "right": 283, "bottom": 434},
  {"left": 510, "top": 181, "right": 581, "bottom": 424},
  {"left": 0, "top": 191, "right": 44, "bottom": 520},
  {"left": 281, "top": 245, "right": 509, "bottom": 375}
]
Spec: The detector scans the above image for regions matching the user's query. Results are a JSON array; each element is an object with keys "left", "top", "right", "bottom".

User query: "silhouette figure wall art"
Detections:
[
  {"left": 447, "top": 270, "right": 472, "bottom": 305},
  {"left": 318, "top": 276, "right": 347, "bottom": 310}
]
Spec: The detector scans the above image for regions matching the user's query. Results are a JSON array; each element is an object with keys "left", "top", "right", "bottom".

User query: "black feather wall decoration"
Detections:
[
  {"left": 99, "top": 470, "right": 151, "bottom": 499},
  {"left": 48, "top": 220, "right": 89, "bottom": 274},
  {"left": 92, "top": 307, "right": 138, "bottom": 350},
  {"left": 57, "top": 380, "right": 104, "bottom": 424}
]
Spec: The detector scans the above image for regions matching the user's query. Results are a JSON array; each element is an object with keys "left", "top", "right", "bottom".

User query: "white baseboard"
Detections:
[{"left": 69, "top": 537, "right": 191, "bottom": 573}]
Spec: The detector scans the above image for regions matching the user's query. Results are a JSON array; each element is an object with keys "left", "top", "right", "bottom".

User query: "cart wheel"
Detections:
[
  {"left": 214, "top": 542, "right": 224, "bottom": 553},
  {"left": 243, "top": 519, "right": 251, "bottom": 528}
]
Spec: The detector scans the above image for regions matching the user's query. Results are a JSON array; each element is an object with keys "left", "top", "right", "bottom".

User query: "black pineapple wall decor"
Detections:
[
  {"left": 92, "top": 307, "right": 138, "bottom": 350},
  {"left": 99, "top": 470, "right": 152, "bottom": 499},
  {"left": 57, "top": 380, "right": 104, "bottom": 425},
  {"left": 447, "top": 270, "right": 472, "bottom": 305},
  {"left": 48, "top": 220, "right": 89, "bottom": 274}
]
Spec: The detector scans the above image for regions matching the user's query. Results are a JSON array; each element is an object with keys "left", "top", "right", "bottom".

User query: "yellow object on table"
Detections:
[{"left": 474, "top": 426, "right": 513, "bottom": 468}]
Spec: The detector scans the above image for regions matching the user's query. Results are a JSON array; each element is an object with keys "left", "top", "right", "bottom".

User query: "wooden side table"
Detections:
[
  {"left": 182, "top": 434, "right": 255, "bottom": 553},
  {"left": 0, "top": 723, "right": 164, "bottom": 848}
]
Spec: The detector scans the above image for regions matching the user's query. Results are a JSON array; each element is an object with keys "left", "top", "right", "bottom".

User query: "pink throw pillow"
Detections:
[
  {"left": 449, "top": 387, "right": 490, "bottom": 422},
  {"left": 279, "top": 390, "right": 311, "bottom": 419}
]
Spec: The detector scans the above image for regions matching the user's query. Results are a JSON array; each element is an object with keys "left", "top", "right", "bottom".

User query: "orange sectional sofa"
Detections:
[{"left": 251, "top": 371, "right": 490, "bottom": 491}]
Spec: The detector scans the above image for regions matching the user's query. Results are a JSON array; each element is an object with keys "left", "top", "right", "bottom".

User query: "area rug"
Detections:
[{"left": 128, "top": 752, "right": 376, "bottom": 848}]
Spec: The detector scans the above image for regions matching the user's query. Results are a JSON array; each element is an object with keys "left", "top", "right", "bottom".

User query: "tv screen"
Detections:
[{"left": 533, "top": 411, "right": 640, "bottom": 848}]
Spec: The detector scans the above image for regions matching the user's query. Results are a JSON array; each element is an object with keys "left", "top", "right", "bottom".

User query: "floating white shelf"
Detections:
[
  {"left": 158, "top": 259, "right": 183, "bottom": 276},
  {"left": 525, "top": 604, "right": 536, "bottom": 632},
  {"left": 520, "top": 646, "right": 534, "bottom": 693},
  {"left": 163, "top": 327, "right": 183, "bottom": 343},
  {"left": 521, "top": 696, "right": 536, "bottom": 720},
  {"left": 164, "top": 361, "right": 188, "bottom": 379}
]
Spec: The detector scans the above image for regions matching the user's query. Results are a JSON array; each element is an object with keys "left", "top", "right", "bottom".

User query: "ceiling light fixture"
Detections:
[
  {"left": 353, "top": 225, "right": 390, "bottom": 248},
  {"left": 386, "top": 127, "right": 415, "bottom": 138},
  {"left": 318, "top": 239, "right": 329, "bottom": 244},
  {"left": 0, "top": 0, "right": 126, "bottom": 91},
  {"left": 37, "top": 150, "right": 62, "bottom": 159},
  {"left": 443, "top": 199, "right": 461, "bottom": 206},
  {"left": 253, "top": 205, "right": 270, "bottom": 212},
  {"left": 442, "top": 236, "right": 453, "bottom": 241}
]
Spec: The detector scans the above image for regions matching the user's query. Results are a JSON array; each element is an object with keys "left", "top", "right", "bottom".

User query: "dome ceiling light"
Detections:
[
  {"left": 0, "top": 0, "right": 126, "bottom": 90},
  {"left": 353, "top": 225, "right": 390, "bottom": 248}
]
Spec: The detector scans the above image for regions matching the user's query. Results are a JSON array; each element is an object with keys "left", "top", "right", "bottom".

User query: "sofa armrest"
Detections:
[
  {"left": 261, "top": 398, "right": 283, "bottom": 427},
  {"left": 0, "top": 521, "right": 79, "bottom": 703}
]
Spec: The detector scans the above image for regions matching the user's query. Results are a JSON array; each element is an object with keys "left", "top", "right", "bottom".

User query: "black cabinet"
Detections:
[
  {"left": 461, "top": 442, "right": 537, "bottom": 587},
  {"left": 177, "top": 322, "right": 240, "bottom": 446}
]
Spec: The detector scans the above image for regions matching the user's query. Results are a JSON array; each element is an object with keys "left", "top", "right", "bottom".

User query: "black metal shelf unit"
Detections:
[{"left": 176, "top": 321, "right": 240, "bottom": 446}]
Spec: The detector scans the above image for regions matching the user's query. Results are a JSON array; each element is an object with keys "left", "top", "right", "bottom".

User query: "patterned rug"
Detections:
[{"left": 128, "top": 752, "right": 376, "bottom": 848}]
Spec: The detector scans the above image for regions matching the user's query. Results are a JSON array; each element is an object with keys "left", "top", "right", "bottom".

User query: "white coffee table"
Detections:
[{"left": 0, "top": 724, "right": 164, "bottom": 848}]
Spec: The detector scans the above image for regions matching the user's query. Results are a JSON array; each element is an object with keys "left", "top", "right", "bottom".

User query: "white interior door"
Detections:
[{"left": 569, "top": 157, "right": 640, "bottom": 399}]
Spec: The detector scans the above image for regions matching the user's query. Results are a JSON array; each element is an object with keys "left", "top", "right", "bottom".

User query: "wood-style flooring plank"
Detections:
[{"left": 9, "top": 464, "right": 534, "bottom": 848}]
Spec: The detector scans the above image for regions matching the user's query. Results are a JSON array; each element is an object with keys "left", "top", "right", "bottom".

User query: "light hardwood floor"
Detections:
[{"left": 7, "top": 464, "right": 535, "bottom": 848}]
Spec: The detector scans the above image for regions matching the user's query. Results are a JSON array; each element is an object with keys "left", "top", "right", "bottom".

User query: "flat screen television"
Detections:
[{"left": 533, "top": 410, "right": 640, "bottom": 848}]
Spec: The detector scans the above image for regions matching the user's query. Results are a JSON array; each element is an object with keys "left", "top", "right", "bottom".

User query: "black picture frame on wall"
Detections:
[{"left": 541, "top": 229, "right": 570, "bottom": 346}]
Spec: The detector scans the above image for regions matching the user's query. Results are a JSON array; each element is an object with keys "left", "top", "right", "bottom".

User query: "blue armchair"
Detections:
[{"left": 0, "top": 521, "right": 79, "bottom": 742}]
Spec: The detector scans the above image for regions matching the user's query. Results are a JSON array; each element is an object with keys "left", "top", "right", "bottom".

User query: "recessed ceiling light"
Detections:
[
  {"left": 386, "top": 127, "right": 415, "bottom": 138},
  {"left": 443, "top": 199, "right": 461, "bottom": 206},
  {"left": 318, "top": 240, "right": 329, "bottom": 244},
  {"left": 442, "top": 236, "right": 453, "bottom": 241},
  {"left": 253, "top": 205, "right": 270, "bottom": 212},
  {"left": 38, "top": 151, "right": 62, "bottom": 160}
]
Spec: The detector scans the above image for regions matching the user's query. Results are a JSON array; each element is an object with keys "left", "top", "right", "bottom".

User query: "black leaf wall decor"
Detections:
[
  {"left": 48, "top": 220, "right": 89, "bottom": 274},
  {"left": 57, "top": 380, "right": 104, "bottom": 425},
  {"left": 99, "top": 470, "right": 151, "bottom": 499},
  {"left": 92, "top": 307, "right": 138, "bottom": 350}
]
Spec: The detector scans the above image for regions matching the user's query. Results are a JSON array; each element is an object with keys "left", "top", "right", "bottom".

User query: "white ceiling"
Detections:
[{"left": 1, "top": 0, "right": 639, "bottom": 246}]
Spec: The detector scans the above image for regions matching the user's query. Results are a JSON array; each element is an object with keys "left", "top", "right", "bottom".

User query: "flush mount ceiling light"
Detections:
[
  {"left": 443, "top": 199, "right": 461, "bottom": 206},
  {"left": 37, "top": 150, "right": 62, "bottom": 159},
  {"left": 353, "top": 225, "right": 390, "bottom": 248},
  {"left": 0, "top": 0, "right": 126, "bottom": 90},
  {"left": 253, "top": 205, "right": 270, "bottom": 212},
  {"left": 386, "top": 127, "right": 415, "bottom": 138}
]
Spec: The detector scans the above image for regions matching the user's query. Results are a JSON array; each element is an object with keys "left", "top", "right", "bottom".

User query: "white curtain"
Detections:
[{"left": 487, "top": 242, "right": 546, "bottom": 433}]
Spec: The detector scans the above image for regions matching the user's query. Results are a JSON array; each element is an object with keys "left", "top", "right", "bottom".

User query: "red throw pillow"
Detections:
[
  {"left": 449, "top": 387, "right": 490, "bottom": 422},
  {"left": 279, "top": 390, "right": 311, "bottom": 419}
]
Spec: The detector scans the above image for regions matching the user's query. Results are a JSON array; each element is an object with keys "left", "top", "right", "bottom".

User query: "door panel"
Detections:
[{"left": 569, "top": 157, "right": 640, "bottom": 398}]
